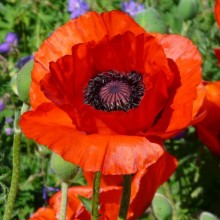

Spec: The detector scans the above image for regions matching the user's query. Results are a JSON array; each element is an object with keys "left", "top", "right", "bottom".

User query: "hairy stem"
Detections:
[
  {"left": 118, "top": 174, "right": 133, "bottom": 220},
  {"left": 59, "top": 181, "right": 68, "bottom": 220},
  {"left": 3, "top": 103, "right": 29, "bottom": 220},
  {"left": 91, "top": 171, "right": 101, "bottom": 220}
]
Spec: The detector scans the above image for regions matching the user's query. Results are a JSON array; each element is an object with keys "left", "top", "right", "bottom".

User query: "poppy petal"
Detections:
[
  {"left": 50, "top": 186, "right": 92, "bottom": 219},
  {"left": 49, "top": 186, "right": 122, "bottom": 220},
  {"left": 40, "top": 32, "right": 172, "bottom": 135},
  {"left": 128, "top": 151, "right": 177, "bottom": 219},
  {"left": 20, "top": 103, "right": 164, "bottom": 174},
  {"left": 195, "top": 81, "right": 220, "bottom": 155},
  {"left": 148, "top": 34, "right": 202, "bottom": 138},
  {"left": 31, "top": 11, "right": 144, "bottom": 109},
  {"left": 215, "top": 0, "right": 220, "bottom": 28},
  {"left": 28, "top": 207, "right": 56, "bottom": 220}
]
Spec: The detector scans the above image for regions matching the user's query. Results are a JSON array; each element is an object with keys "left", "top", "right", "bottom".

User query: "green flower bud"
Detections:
[
  {"left": 16, "top": 59, "right": 33, "bottom": 103},
  {"left": 50, "top": 153, "right": 78, "bottom": 182},
  {"left": 11, "top": 74, "right": 18, "bottom": 95},
  {"left": 135, "top": 8, "right": 167, "bottom": 33},
  {"left": 37, "top": 145, "right": 51, "bottom": 157},
  {"left": 177, "top": 0, "right": 199, "bottom": 21},
  {"left": 200, "top": 212, "right": 219, "bottom": 220},
  {"left": 152, "top": 193, "right": 173, "bottom": 220}
]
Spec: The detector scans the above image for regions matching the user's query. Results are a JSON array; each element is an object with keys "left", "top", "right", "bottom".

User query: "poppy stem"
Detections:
[
  {"left": 91, "top": 171, "right": 101, "bottom": 220},
  {"left": 59, "top": 181, "right": 68, "bottom": 220},
  {"left": 118, "top": 174, "right": 133, "bottom": 220},
  {"left": 3, "top": 103, "right": 29, "bottom": 220}
]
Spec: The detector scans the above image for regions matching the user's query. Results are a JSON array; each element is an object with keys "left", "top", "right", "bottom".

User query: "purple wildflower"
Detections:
[
  {"left": 68, "top": 0, "right": 89, "bottom": 19},
  {"left": 5, "top": 127, "right": 13, "bottom": 136},
  {"left": 0, "top": 32, "right": 18, "bottom": 53},
  {"left": 42, "top": 186, "right": 59, "bottom": 202},
  {"left": 5, "top": 32, "right": 18, "bottom": 44},
  {"left": 0, "top": 99, "right": 5, "bottom": 111},
  {"left": 0, "top": 43, "right": 11, "bottom": 53},
  {"left": 5, "top": 117, "right": 13, "bottom": 124},
  {"left": 16, "top": 55, "right": 34, "bottom": 69},
  {"left": 121, "top": 0, "right": 145, "bottom": 17}
]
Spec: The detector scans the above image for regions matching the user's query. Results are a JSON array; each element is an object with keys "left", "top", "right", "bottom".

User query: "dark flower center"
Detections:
[{"left": 84, "top": 71, "right": 145, "bottom": 112}]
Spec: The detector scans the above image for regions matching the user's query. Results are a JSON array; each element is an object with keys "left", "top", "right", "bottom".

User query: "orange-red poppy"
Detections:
[
  {"left": 195, "top": 81, "right": 220, "bottom": 156},
  {"left": 20, "top": 10, "right": 202, "bottom": 174},
  {"left": 28, "top": 207, "right": 56, "bottom": 220},
  {"left": 29, "top": 151, "right": 177, "bottom": 220},
  {"left": 215, "top": 0, "right": 220, "bottom": 28}
]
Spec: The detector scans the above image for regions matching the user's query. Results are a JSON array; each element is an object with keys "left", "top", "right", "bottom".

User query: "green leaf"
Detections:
[{"left": 78, "top": 195, "right": 92, "bottom": 213}]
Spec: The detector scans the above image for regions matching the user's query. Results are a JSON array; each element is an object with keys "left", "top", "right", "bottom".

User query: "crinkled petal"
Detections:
[
  {"left": 40, "top": 32, "right": 172, "bottom": 135},
  {"left": 49, "top": 186, "right": 122, "bottom": 220},
  {"left": 28, "top": 207, "right": 56, "bottom": 220},
  {"left": 50, "top": 186, "right": 92, "bottom": 219},
  {"left": 195, "top": 81, "right": 220, "bottom": 155},
  {"left": 20, "top": 103, "right": 164, "bottom": 174},
  {"left": 148, "top": 34, "right": 202, "bottom": 138},
  {"left": 128, "top": 151, "right": 177, "bottom": 219},
  {"left": 31, "top": 11, "right": 144, "bottom": 109}
]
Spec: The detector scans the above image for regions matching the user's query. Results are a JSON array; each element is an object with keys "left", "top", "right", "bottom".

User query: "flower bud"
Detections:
[
  {"left": 50, "top": 153, "right": 78, "bottom": 182},
  {"left": 177, "top": 0, "right": 199, "bottom": 21},
  {"left": 11, "top": 74, "right": 18, "bottom": 95},
  {"left": 152, "top": 193, "right": 173, "bottom": 220},
  {"left": 135, "top": 8, "right": 167, "bottom": 33},
  {"left": 200, "top": 212, "right": 219, "bottom": 220},
  {"left": 37, "top": 145, "right": 51, "bottom": 157},
  {"left": 16, "top": 59, "right": 33, "bottom": 103}
]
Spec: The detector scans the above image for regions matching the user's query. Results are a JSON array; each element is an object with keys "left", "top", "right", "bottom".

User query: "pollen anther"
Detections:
[{"left": 84, "top": 71, "right": 145, "bottom": 112}]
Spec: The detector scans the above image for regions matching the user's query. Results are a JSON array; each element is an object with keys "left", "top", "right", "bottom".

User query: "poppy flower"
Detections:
[
  {"left": 20, "top": 11, "right": 202, "bottom": 174},
  {"left": 29, "top": 151, "right": 177, "bottom": 220},
  {"left": 195, "top": 81, "right": 220, "bottom": 156},
  {"left": 215, "top": 0, "right": 220, "bottom": 28}
]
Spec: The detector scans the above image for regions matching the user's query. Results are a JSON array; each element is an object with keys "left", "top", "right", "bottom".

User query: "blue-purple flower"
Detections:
[
  {"left": 42, "top": 186, "right": 59, "bottom": 202},
  {"left": 0, "top": 99, "right": 5, "bottom": 111},
  {"left": 121, "top": 0, "right": 145, "bottom": 17},
  {"left": 0, "top": 32, "right": 18, "bottom": 53},
  {"left": 68, "top": 0, "right": 89, "bottom": 19},
  {"left": 5, "top": 127, "right": 13, "bottom": 136},
  {"left": 4, "top": 117, "right": 14, "bottom": 136}
]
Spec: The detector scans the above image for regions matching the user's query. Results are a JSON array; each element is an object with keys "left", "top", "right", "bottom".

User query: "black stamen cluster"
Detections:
[{"left": 84, "top": 70, "right": 145, "bottom": 112}]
